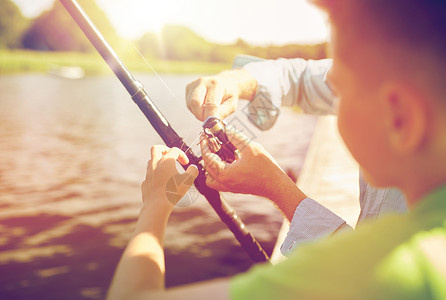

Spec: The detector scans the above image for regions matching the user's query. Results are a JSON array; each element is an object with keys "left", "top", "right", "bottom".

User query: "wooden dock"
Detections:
[{"left": 271, "top": 115, "right": 360, "bottom": 263}]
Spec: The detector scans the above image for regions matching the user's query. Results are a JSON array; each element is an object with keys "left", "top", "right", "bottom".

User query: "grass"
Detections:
[{"left": 0, "top": 50, "right": 232, "bottom": 75}]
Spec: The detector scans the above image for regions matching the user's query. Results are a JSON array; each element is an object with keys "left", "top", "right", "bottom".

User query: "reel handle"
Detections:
[{"left": 202, "top": 116, "right": 241, "bottom": 163}]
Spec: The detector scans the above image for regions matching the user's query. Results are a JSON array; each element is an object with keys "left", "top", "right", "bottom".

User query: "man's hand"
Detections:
[
  {"left": 142, "top": 146, "right": 199, "bottom": 212},
  {"left": 201, "top": 127, "right": 282, "bottom": 198},
  {"left": 201, "top": 128, "right": 307, "bottom": 220},
  {"left": 185, "top": 69, "right": 257, "bottom": 121}
]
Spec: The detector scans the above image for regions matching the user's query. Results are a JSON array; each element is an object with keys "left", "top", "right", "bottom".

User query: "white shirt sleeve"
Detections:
[
  {"left": 240, "top": 57, "right": 335, "bottom": 130},
  {"left": 280, "top": 198, "right": 353, "bottom": 256}
]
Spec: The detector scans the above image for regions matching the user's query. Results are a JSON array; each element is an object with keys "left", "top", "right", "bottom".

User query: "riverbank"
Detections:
[{"left": 0, "top": 50, "right": 232, "bottom": 75}]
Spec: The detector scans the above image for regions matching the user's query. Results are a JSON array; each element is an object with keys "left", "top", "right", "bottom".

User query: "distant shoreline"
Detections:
[{"left": 0, "top": 50, "right": 232, "bottom": 75}]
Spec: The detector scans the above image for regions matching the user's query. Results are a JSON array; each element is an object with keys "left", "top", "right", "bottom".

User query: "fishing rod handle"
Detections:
[{"left": 193, "top": 169, "right": 269, "bottom": 263}]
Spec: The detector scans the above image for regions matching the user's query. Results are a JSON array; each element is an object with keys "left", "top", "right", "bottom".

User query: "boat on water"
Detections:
[{"left": 48, "top": 65, "right": 85, "bottom": 79}]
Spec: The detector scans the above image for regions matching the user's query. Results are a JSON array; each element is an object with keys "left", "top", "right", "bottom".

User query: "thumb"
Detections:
[
  {"left": 185, "top": 164, "right": 199, "bottom": 181},
  {"left": 206, "top": 174, "right": 229, "bottom": 192},
  {"left": 204, "top": 86, "right": 225, "bottom": 120},
  {"left": 172, "top": 165, "right": 199, "bottom": 203},
  {"left": 225, "top": 124, "right": 251, "bottom": 151},
  {"left": 202, "top": 152, "right": 227, "bottom": 177}
]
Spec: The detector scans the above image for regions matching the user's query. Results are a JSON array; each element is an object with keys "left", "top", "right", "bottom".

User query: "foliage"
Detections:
[
  {"left": 22, "top": 0, "right": 118, "bottom": 52},
  {"left": 0, "top": 50, "right": 231, "bottom": 75},
  {"left": 137, "top": 25, "right": 327, "bottom": 63},
  {"left": 4, "top": 0, "right": 328, "bottom": 73},
  {"left": 0, "top": 0, "right": 28, "bottom": 49}
]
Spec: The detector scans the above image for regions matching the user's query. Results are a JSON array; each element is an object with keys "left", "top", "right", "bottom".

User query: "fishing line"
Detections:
[
  {"left": 128, "top": 38, "right": 206, "bottom": 209},
  {"left": 127, "top": 40, "right": 180, "bottom": 102},
  {"left": 127, "top": 39, "right": 201, "bottom": 153},
  {"left": 183, "top": 131, "right": 203, "bottom": 155}
]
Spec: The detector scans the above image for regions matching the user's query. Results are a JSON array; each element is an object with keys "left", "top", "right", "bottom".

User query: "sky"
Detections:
[{"left": 11, "top": 0, "right": 329, "bottom": 45}]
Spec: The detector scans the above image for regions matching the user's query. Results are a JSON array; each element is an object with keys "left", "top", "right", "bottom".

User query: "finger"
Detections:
[
  {"left": 204, "top": 85, "right": 225, "bottom": 120},
  {"left": 151, "top": 145, "right": 170, "bottom": 164},
  {"left": 163, "top": 147, "right": 189, "bottom": 167},
  {"left": 174, "top": 165, "right": 199, "bottom": 198},
  {"left": 186, "top": 82, "right": 207, "bottom": 121},
  {"left": 202, "top": 152, "right": 227, "bottom": 177},
  {"left": 145, "top": 159, "right": 152, "bottom": 180},
  {"left": 216, "top": 97, "right": 238, "bottom": 120},
  {"left": 200, "top": 134, "right": 230, "bottom": 175},
  {"left": 200, "top": 136, "right": 219, "bottom": 164},
  {"left": 205, "top": 174, "right": 229, "bottom": 192},
  {"left": 225, "top": 125, "right": 252, "bottom": 150},
  {"left": 200, "top": 134, "right": 212, "bottom": 155},
  {"left": 185, "top": 164, "right": 199, "bottom": 181},
  {"left": 173, "top": 147, "right": 190, "bottom": 166}
]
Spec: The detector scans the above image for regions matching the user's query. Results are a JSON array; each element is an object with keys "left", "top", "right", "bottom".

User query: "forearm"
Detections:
[
  {"left": 107, "top": 203, "right": 171, "bottom": 300},
  {"left": 242, "top": 58, "right": 335, "bottom": 112},
  {"left": 264, "top": 165, "right": 307, "bottom": 222}
]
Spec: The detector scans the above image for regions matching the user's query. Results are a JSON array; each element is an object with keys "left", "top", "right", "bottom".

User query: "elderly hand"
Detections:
[
  {"left": 201, "top": 128, "right": 307, "bottom": 220},
  {"left": 200, "top": 126, "right": 284, "bottom": 198},
  {"left": 185, "top": 69, "right": 257, "bottom": 121}
]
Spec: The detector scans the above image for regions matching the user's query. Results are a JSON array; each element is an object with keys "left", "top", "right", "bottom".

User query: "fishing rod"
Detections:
[{"left": 58, "top": 0, "right": 269, "bottom": 263}]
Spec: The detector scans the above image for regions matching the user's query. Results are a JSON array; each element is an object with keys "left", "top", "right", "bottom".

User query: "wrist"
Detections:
[
  {"left": 141, "top": 198, "right": 173, "bottom": 219},
  {"left": 135, "top": 199, "right": 173, "bottom": 235},
  {"left": 142, "top": 186, "right": 174, "bottom": 212},
  {"left": 220, "top": 69, "right": 257, "bottom": 101},
  {"left": 265, "top": 167, "right": 307, "bottom": 221}
]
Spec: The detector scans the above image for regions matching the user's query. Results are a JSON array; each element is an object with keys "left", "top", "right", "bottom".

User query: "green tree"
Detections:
[
  {"left": 0, "top": 0, "right": 28, "bottom": 48},
  {"left": 138, "top": 32, "right": 163, "bottom": 59},
  {"left": 135, "top": 24, "right": 327, "bottom": 63},
  {"left": 161, "top": 25, "right": 213, "bottom": 61},
  {"left": 22, "top": 0, "right": 117, "bottom": 52}
]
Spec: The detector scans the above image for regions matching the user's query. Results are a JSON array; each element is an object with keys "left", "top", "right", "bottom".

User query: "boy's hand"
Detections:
[
  {"left": 200, "top": 127, "right": 284, "bottom": 199},
  {"left": 142, "top": 146, "right": 199, "bottom": 212}
]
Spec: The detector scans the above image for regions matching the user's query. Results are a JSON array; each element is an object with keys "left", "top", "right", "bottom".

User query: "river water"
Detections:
[{"left": 0, "top": 74, "right": 316, "bottom": 299}]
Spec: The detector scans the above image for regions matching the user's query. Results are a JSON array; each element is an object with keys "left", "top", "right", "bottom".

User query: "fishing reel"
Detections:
[{"left": 202, "top": 116, "right": 241, "bottom": 163}]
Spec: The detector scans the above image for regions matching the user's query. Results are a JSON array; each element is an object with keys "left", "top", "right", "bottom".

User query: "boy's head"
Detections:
[{"left": 314, "top": 0, "right": 446, "bottom": 203}]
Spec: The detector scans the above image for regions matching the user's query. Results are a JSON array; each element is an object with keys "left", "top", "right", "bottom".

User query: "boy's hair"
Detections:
[{"left": 313, "top": 0, "right": 446, "bottom": 99}]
